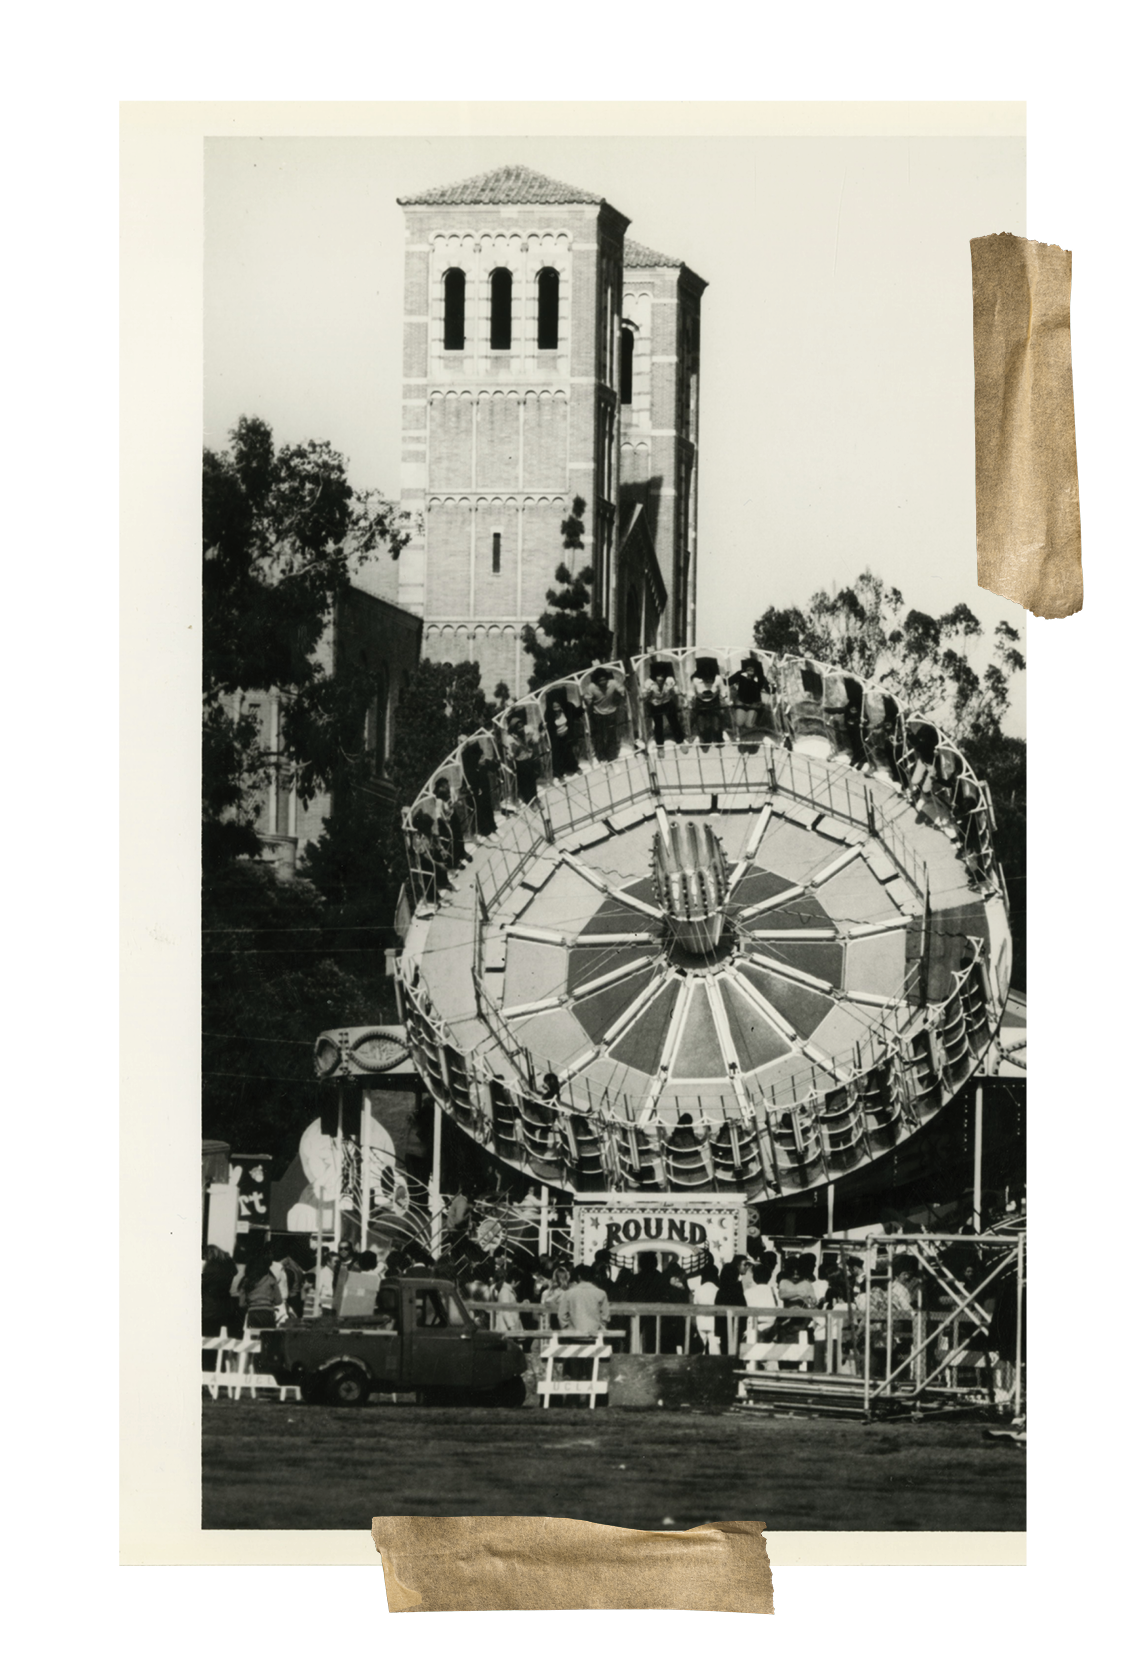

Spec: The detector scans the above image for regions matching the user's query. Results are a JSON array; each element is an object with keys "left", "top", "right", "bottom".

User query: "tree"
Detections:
[
  {"left": 753, "top": 568, "right": 1026, "bottom": 987},
  {"left": 521, "top": 497, "right": 613, "bottom": 687},
  {"left": 202, "top": 415, "right": 409, "bottom": 865},
  {"left": 202, "top": 417, "right": 409, "bottom": 1159},
  {"left": 752, "top": 569, "right": 1025, "bottom": 742},
  {"left": 388, "top": 659, "right": 493, "bottom": 808},
  {"left": 201, "top": 859, "right": 380, "bottom": 1163}
]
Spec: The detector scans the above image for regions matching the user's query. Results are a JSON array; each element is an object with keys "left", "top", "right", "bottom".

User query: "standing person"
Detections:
[
  {"left": 432, "top": 776, "right": 465, "bottom": 868},
  {"left": 331, "top": 1238, "right": 358, "bottom": 1315},
  {"left": 266, "top": 1243, "right": 290, "bottom": 1311},
  {"left": 986, "top": 1257, "right": 1025, "bottom": 1406},
  {"left": 525, "top": 1254, "right": 554, "bottom": 1331},
  {"left": 490, "top": 1256, "right": 522, "bottom": 1332},
  {"left": 411, "top": 810, "right": 451, "bottom": 904},
  {"left": 688, "top": 1254, "right": 721, "bottom": 1354},
  {"left": 889, "top": 1255, "right": 919, "bottom": 1369},
  {"left": 275, "top": 1248, "right": 306, "bottom": 1319},
  {"left": 661, "top": 1253, "right": 691, "bottom": 1353},
  {"left": 201, "top": 1246, "right": 240, "bottom": 1372},
  {"left": 460, "top": 732, "right": 498, "bottom": 837},
  {"left": 202, "top": 1244, "right": 240, "bottom": 1337},
  {"left": 590, "top": 1248, "right": 618, "bottom": 1299},
  {"left": 742, "top": 1253, "right": 781, "bottom": 1350},
  {"left": 641, "top": 663, "right": 684, "bottom": 747},
  {"left": 626, "top": 1251, "right": 675, "bottom": 1353},
  {"left": 728, "top": 657, "right": 765, "bottom": 750},
  {"left": 862, "top": 683, "right": 899, "bottom": 781},
  {"left": 584, "top": 667, "right": 626, "bottom": 762},
  {"left": 907, "top": 722, "right": 940, "bottom": 816},
  {"left": 544, "top": 687, "right": 582, "bottom": 778},
  {"left": 689, "top": 660, "right": 728, "bottom": 748},
  {"left": 557, "top": 1265, "right": 612, "bottom": 1335},
  {"left": 312, "top": 1250, "right": 335, "bottom": 1320},
  {"left": 714, "top": 1254, "right": 751, "bottom": 1356},
  {"left": 444, "top": 1190, "right": 470, "bottom": 1254},
  {"left": 824, "top": 672, "right": 865, "bottom": 764},
  {"left": 548, "top": 1261, "right": 573, "bottom": 1298},
  {"left": 774, "top": 1253, "right": 818, "bottom": 1369},
  {"left": 464, "top": 1270, "right": 494, "bottom": 1327},
  {"left": 240, "top": 1249, "right": 282, "bottom": 1332},
  {"left": 541, "top": 1262, "right": 572, "bottom": 1328},
  {"left": 505, "top": 708, "right": 541, "bottom": 804},
  {"left": 778, "top": 1254, "right": 816, "bottom": 1311}
]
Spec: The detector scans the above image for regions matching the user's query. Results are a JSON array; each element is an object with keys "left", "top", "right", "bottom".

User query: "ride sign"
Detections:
[{"left": 573, "top": 1193, "right": 747, "bottom": 1275}]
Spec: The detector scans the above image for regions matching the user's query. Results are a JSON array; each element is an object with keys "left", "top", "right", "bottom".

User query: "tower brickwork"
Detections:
[
  {"left": 397, "top": 165, "right": 704, "bottom": 694},
  {"left": 620, "top": 243, "right": 705, "bottom": 649}
]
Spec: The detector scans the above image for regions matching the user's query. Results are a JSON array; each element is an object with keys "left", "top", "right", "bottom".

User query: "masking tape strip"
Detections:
[
  {"left": 971, "top": 232, "right": 1083, "bottom": 618},
  {"left": 372, "top": 1515, "right": 773, "bottom": 1613}
]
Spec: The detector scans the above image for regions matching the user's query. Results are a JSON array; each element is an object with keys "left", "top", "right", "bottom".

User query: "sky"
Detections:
[{"left": 205, "top": 133, "right": 1026, "bottom": 731}]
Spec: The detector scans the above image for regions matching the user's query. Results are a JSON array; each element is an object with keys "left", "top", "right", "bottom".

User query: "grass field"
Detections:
[{"left": 202, "top": 1400, "right": 1025, "bottom": 1532}]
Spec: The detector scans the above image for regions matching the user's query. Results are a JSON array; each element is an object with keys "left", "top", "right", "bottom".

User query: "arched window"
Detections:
[
  {"left": 620, "top": 326, "right": 634, "bottom": 404},
  {"left": 490, "top": 268, "right": 512, "bottom": 351},
  {"left": 443, "top": 269, "right": 466, "bottom": 351},
  {"left": 537, "top": 268, "right": 559, "bottom": 349}
]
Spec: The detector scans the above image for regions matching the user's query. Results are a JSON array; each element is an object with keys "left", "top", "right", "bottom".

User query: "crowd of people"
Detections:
[
  {"left": 203, "top": 1205, "right": 1018, "bottom": 1389},
  {"left": 406, "top": 651, "right": 994, "bottom": 910}
]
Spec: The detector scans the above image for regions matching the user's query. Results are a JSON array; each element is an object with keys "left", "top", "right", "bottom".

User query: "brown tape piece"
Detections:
[
  {"left": 971, "top": 232, "right": 1083, "bottom": 617},
  {"left": 372, "top": 1516, "right": 773, "bottom": 1613}
]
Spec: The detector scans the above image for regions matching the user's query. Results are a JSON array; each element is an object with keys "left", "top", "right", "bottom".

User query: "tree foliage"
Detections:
[
  {"left": 201, "top": 859, "right": 385, "bottom": 1162},
  {"left": 753, "top": 568, "right": 1026, "bottom": 987},
  {"left": 389, "top": 660, "right": 493, "bottom": 804},
  {"left": 202, "top": 417, "right": 410, "bottom": 1158},
  {"left": 521, "top": 497, "right": 614, "bottom": 687},
  {"left": 202, "top": 415, "right": 409, "bottom": 865},
  {"left": 752, "top": 570, "right": 1025, "bottom": 743}
]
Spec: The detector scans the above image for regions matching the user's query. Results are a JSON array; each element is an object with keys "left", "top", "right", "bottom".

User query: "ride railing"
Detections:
[
  {"left": 467, "top": 1273, "right": 1023, "bottom": 1417},
  {"left": 403, "top": 903, "right": 998, "bottom": 1199},
  {"left": 400, "top": 648, "right": 1004, "bottom": 907},
  {"left": 466, "top": 1298, "right": 818, "bottom": 1359}
]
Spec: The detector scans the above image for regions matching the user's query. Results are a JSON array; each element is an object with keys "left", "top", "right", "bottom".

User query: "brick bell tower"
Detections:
[{"left": 397, "top": 164, "right": 632, "bottom": 696}]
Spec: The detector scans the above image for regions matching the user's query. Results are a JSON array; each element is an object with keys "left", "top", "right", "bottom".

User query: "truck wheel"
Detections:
[
  {"left": 490, "top": 1375, "right": 527, "bottom": 1408},
  {"left": 325, "top": 1365, "right": 370, "bottom": 1407}
]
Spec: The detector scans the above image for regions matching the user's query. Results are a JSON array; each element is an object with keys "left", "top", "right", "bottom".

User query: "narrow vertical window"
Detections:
[
  {"left": 620, "top": 327, "right": 634, "bottom": 404},
  {"left": 491, "top": 532, "right": 502, "bottom": 574},
  {"left": 537, "top": 267, "right": 559, "bottom": 349},
  {"left": 444, "top": 269, "right": 466, "bottom": 350},
  {"left": 490, "top": 268, "right": 512, "bottom": 351}
]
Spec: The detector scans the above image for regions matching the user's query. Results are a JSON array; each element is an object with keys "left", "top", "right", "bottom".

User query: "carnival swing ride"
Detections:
[{"left": 370, "top": 647, "right": 1012, "bottom": 1209}]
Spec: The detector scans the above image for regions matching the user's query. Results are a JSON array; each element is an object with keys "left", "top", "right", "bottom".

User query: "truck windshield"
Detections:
[{"left": 414, "top": 1289, "right": 469, "bottom": 1328}]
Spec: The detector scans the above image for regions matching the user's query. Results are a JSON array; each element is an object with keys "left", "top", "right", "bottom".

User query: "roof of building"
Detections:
[
  {"left": 624, "top": 237, "right": 685, "bottom": 269},
  {"left": 625, "top": 238, "right": 707, "bottom": 291},
  {"left": 398, "top": 164, "right": 608, "bottom": 208}
]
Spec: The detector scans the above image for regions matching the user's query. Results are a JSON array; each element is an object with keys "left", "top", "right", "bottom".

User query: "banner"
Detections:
[{"left": 573, "top": 1193, "right": 746, "bottom": 1275}]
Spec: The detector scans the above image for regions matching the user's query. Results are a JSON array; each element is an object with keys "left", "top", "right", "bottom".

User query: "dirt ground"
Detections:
[{"left": 202, "top": 1400, "right": 1025, "bottom": 1532}]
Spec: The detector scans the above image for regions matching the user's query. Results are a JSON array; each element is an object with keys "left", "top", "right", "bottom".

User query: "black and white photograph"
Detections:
[{"left": 197, "top": 125, "right": 1027, "bottom": 1537}]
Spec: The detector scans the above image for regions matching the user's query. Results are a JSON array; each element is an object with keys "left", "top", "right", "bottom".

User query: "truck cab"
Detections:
[{"left": 257, "top": 1277, "right": 528, "bottom": 1408}]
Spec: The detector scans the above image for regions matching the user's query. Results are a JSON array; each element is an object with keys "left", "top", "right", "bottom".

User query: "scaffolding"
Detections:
[{"left": 734, "top": 1231, "right": 1025, "bottom": 1422}]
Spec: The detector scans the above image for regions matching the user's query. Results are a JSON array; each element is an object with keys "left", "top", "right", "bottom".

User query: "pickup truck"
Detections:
[{"left": 256, "top": 1275, "right": 529, "bottom": 1407}]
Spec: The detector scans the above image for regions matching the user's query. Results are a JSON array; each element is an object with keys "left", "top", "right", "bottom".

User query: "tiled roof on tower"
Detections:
[
  {"left": 398, "top": 164, "right": 607, "bottom": 207},
  {"left": 624, "top": 237, "right": 686, "bottom": 269}
]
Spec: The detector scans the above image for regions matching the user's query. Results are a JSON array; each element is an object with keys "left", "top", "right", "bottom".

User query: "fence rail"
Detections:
[{"left": 465, "top": 1229, "right": 1024, "bottom": 1417}]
